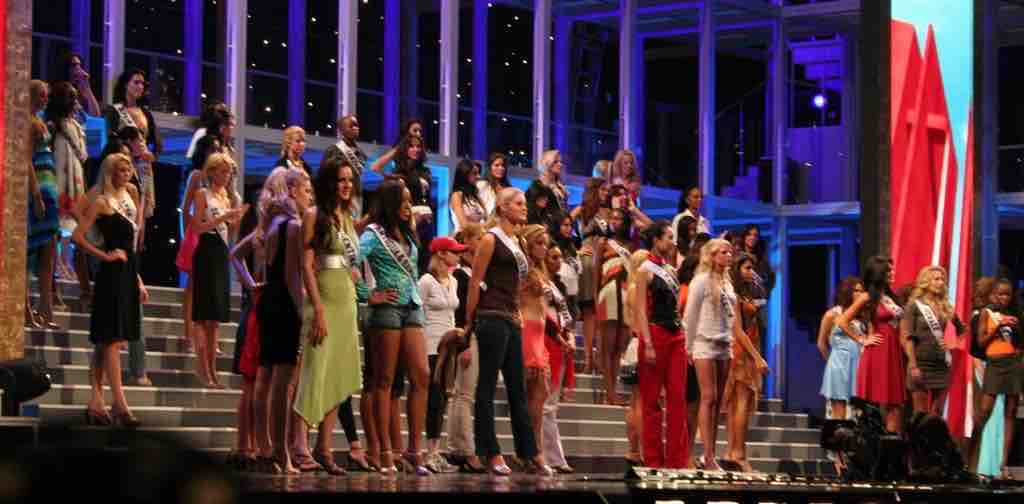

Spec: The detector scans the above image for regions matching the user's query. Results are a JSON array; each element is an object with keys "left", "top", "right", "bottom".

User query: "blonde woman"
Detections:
[
  {"left": 683, "top": 238, "right": 766, "bottom": 470},
  {"left": 519, "top": 224, "right": 554, "bottom": 475},
  {"left": 902, "top": 266, "right": 965, "bottom": 415},
  {"left": 72, "top": 153, "right": 149, "bottom": 427},
  {"left": 610, "top": 149, "right": 638, "bottom": 182},
  {"left": 276, "top": 126, "right": 313, "bottom": 176},
  {"left": 191, "top": 153, "right": 249, "bottom": 388},
  {"left": 537, "top": 150, "right": 568, "bottom": 213}
]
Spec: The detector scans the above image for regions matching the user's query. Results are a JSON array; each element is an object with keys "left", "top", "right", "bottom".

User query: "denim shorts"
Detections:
[{"left": 370, "top": 303, "right": 425, "bottom": 330}]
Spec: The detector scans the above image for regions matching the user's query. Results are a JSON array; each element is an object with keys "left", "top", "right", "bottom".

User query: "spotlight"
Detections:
[{"left": 813, "top": 93, "right": 827, "bottom": 109}]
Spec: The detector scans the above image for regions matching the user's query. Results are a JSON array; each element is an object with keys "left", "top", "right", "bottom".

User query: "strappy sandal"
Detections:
[
  {"left": 313, "top": 452, "right": 346, "bottom": 476},
  {"left": 291, "top": 452, "right": 322, "bottom": 473}
]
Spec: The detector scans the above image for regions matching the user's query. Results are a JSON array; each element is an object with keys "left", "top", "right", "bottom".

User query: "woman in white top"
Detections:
[
  {"left": 671, "top": 187, "right": 711, "bottom": 245},
  {"left": 683, "top": 238, "right": 765, "bottom": 470},
  {"left": 476, "top": 153, "right": 510, "bottom": 217},
  {"left": 420, "top": 236, "right": 466, "bottom": 473},
  {"left": 450, "top": 159, "right": 487, "bottom": 233}
]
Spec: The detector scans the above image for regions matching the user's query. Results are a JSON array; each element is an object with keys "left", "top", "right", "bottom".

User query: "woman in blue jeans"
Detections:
[
  {"left": 360, "top": 180, "right": 432, "bottom": 476},
  {"left": 464, "top": 187, "right": 552, "bottom": 476}
]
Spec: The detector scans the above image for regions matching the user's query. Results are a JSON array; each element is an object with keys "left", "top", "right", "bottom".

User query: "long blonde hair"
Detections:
[
  {"left": 696, "top": 238, "right": 733, "bottom": 318},
  {"left": 520, "top": 224, "right": 550, "bottom": 297},
  {"left": 487, "top": 186, "right": 524, "bottom": 228},
  {"left": 97, "top": 153, "right": 138, "bottom": 199},
  {"left": 281, "top": 126, "right": 306, "bottom": 158},
  {"left": 611, "top": 149, "right": 637, "bottom": 181},
  {"left": 908, "top": 265, "right": 954, "bottom": 321},
  {"left": 538, "top": 150, "right": 561, "bottom": 178},
  {"left": 260, "top": 168, "right": 308, "bottom": 229}
]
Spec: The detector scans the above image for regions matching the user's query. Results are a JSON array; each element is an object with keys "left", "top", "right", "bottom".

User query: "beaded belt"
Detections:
[{"left": 318, "top": 254, "right": 348, "bottom": 270}]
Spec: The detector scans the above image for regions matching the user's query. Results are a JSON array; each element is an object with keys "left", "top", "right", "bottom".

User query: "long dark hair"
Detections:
[
  {"left": 740, "top": 223, "right": 767, "bottom": 261},
  {"left": 863, "top": 255, "right": 897, "bottom": 318},
  {"left": 400, "top": 118, "right": 423, "bottom": 138},
  {"left": 312, "top": 156, "right": 352, "bottom": 250},
  {"left": 452, "top": 159, "right": 482, "bottom": 206},
  {"left": 677, "top": 186, "right": 700, "bottom": 213},
  {"left": 45, "top": 81, "right": 77, "bottom": 138},
  {"left": 547, "top": 209, "right": 577, "bottom": 257},
  {"left": 730, "top": 253, "right": 757, "bottom": 299},
  {"left": 526, "top": 181, "right": 555, "bottom": 226},
  {"left": 834, "top": 276, "right": 871, "bottom": 326},
  {"left": 675, "top": 216, "right": 697, "bottom": 257},
  {"left": 112, "top": 68, "right": 148, "bottom": 106},
  {"left": 393, "top": 134, "right": 426, "bottom": 176},
  {"left": 486, "top": 152, "right": 510, "bottom": 188},
  {"left": 369, "top": 180, "right": 414, "bottom": 240}
]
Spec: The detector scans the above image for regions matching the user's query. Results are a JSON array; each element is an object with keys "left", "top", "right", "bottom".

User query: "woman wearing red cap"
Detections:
[{"left": 419, "top": 236, "right": 467, "bottom": 472}]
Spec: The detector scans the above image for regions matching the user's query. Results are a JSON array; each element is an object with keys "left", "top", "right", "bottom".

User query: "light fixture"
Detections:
[{"left": 813, "top": 93, "right": 827, "bottom": 109}]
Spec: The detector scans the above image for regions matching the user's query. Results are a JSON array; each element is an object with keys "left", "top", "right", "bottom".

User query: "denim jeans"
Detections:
[{"left": 473, "top": 315, "right": 538, "bottom": 459}]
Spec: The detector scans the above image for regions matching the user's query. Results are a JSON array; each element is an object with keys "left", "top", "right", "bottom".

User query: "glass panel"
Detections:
[
  {"left": 203, "top": 0, "right": 221, "bottom": 62},
  {"left": 247, "top": 75, "right": 289, "bottom": 129},
  {"left": 563, "top": 125, "right": 618, "bottom": 178},
  {"left": 457, "top": 108, "right": 473, "bottom": 159},
  {"left": 357, "top": 92, "right": 385, "bottom": 145},
  {"left": 33, "top": 0, "right": 71, "bottom": 36},
  {"left": 31, "top": 36, "right": 71, "bottom": 83},
  {"left": 357, "top": 0, "right": 385, "bottom": 91},
  {"left": 488, "top": 113, "right": 533, "bottom": 169},
  {"left": 201, "top": 64, "right": 223, "bottom": 107},
  {"left": 999, "top": 146, "right": 1024, "bottom": 193},
  {"left": 418, "top": 101, "right": 441, "bottom": 153},
  {"left": 126, "top": 0, "right": 184, "bottom": 56},
  {"left": 91, "top": 0, "right": 104, "bottom": 44},
  {"left": 307, "top": 1, "right": 338, "bottom": 83},
  {"left": 305, "top": 83, "right": 336, "bottom": 138},
  {"left": 487, "top": 6, "right": 532, "bottom": 116},
  {"left": 247, "top": 2, "right": 289, "bottom": 76},
  {"left": 124, "top": 51, "right": 185, "bottom": 114}
]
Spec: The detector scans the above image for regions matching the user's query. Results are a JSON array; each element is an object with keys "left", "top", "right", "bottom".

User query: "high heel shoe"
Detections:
[
  {"left": 400, "top": 452, "right": 431, "bottom": 476},
  {"left": 345, "top": 452, "right": 375, "bottom": 472},
  {"left": 523, "top": 458, "right": 554, "bottom": 476},
  {"left": 313, "top": 452, "right": 347, "bottom": 476},
  {"left": 84, "top": 408, "right": 112, "bottom": 426},
  {"left": 111, "top": 410, "right": 142, "bottom": 428},
  {"left": 24, "top": 307, "right": 42, "bottom": 329}
]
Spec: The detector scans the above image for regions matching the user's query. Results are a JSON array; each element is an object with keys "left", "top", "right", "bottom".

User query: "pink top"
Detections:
[{"left": 522, "top": 319, "right": 550, "bottom": 370}]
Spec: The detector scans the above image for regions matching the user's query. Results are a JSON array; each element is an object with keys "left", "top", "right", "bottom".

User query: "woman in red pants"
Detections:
[{"left": 634, "top": 220, "right": 689, "bottom": 468}]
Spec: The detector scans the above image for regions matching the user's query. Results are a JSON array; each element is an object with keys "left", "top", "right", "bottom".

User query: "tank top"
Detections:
[
  {"left": 644, "top": 256, "right": 680, "bottom": 331},
  {"left": 477, "top": 233, "right": 522, "bottom": 323}
]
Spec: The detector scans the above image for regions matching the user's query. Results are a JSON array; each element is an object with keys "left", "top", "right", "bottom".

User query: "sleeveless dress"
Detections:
[
  {"left": 89, "top": 194, "right": 141, "bottom": 345},
  {"left": 597, "top": 238, "right": 631, "bottom": 325},
  {"left": 724, "top": 295, "right": 764, "bottom": 413},
  {"left": 820, "top": 310, "right": 865, "bottom": 401},
  {"left": 451, "top": 192, "right": 486, "bottom": 234},
  {"left": 294, "top": 216, "right": 365, "bottom": 425},
  {"left": 855, "top": 298, "right": 905, "bottom": 406},
  {"left": 191, "top": 191, "right": 231, "bottom": 322},
  {"left": 258, "top": 218, "right": 302, "bottom": 366},
  {"left": 578, "top": 214, "right": 609, "bottom": 308},
  {"left": 28, "top": 127, "right": 60, "bottom": 268}
]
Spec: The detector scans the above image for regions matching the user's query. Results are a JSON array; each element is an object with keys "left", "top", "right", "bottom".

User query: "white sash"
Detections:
[
  {"left": 880, "top": 295, "right": 904, "bottom": 328},
  {"left": 113, "top": 103, "right": 138, "bottom": 132},
  {"left": 607, "top": 239, "right": 631, "bottom": 264},
  {"left": 545, "top": 280, "right": 573, "bottom": 330},
  {"left": 564, "top": 254, "right": 582, "bottom": 276},
  {"left": 916, "top": 300, "right": 952, "bottom": 366},
  {"left": 640, "top": 259, "right": 679, "bottom": 298},
  {"left": 490, "top": 226, "right": 529, "bottom": 281},
  {"left": 367, "top": 223, "right": 417, "bottom": 281},
  {"left": 336, "top": 225, "right": 360, "bottom": 269}
]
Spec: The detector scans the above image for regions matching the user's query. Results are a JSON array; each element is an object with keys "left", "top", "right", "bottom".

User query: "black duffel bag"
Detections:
[{"left": 0, "top": 358, "right": 52, "bottom": 415}]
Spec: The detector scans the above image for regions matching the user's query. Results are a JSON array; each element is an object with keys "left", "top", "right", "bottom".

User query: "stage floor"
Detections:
[{"left": 235, "top": 472, "right": 1024, "bottom": 504}]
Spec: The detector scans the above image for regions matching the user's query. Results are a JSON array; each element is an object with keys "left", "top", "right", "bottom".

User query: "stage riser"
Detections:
[
  {"left": 33, "top": 296, "right": 244, "bottom": 320},
  {"left": 31, "top": 385, "right": 807, "bottom": 428},
  {"left": 33, "top": 403, "right": 819, "bottom": 444}
]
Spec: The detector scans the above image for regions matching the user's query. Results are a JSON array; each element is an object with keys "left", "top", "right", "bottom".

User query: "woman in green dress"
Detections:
[{"left": 293, "top": 156, "right": 396, "bottom": 474}]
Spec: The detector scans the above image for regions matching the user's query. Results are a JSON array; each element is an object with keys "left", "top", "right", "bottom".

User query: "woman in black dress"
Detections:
[
  {"left": 72, "top": 152, "right": 149, "bottom": 427},
  {"left": 191, "top": 152, "right": 248, "bottom": 388}
]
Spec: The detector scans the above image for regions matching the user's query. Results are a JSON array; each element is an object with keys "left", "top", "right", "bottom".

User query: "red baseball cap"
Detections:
[{"left": 429, "top": 236, "right": 468, "bottom": 254}]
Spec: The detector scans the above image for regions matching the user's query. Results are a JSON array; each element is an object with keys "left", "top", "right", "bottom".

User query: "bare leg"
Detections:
[
  {"left": 911, "top": 390, "right": 930, "bottom": 415},
  {"left": 583, "top": 307, "right": 596, "bottom": 374},
  {"left": 829, "top": 400, "right": 847, "bottom": 421},
  {"left": 315, "top": 405, "right": 340, "bottom": 457},
  {"left": 625, "top": 385, "right": 642, "bottom": 463},
  {"left": 361, "top": 389, "right": 379, "bottom": 467},
  {"left": 885, "top": 405, "right": 903, "bottom": 434},
  {"left": 252, "top": 366, "right": 274, "bottom": 456},
  {"left": 182, "top": 276, "right": 195, "bottom": 352},
  {"left": 401, "top": 327, "right": 430, "bottom": 464},
  {"left": 38, "top": 239, "right": 57, "bottom": 324},
  {"left": 192, "top": 322, "right": 211, "bottom": 384},
  {"left": 526, "top": 371, "right": 548, "bottom": 457},
  {"left": 687, "top": 394, "right": 700, "bottom": 468},
  {"left": 269, "top": 364, "right": 299, "bottom": 473},
  {"left": 372, "top": 329, "right": 402, "bottom": 469},
  {"left": 601, "top": 323, "right": 623, "bottom": 404},
  {"left": 695, "top": 358, "right": 728, "bottom": 470},
  {"left": 204, "top": 322, "right": 221, "bottom": 387},
  {"left": 727, "top": 385, "right": 754, "bottom": 470},
  {"left": 105, "top": 342, "right": 131, "bottom": 415},
  {"left": 237, "top": 378, "right": 255, "bottom": 453},
  {"left": 88, "top": 346, "right": 107, "bottom": 414},
  {"left": 930, "top": 389, "right": 949, "bottom": 417},
  {"left": 1004, "top": 395, "right": 1019, "bottom": 476},
  {"left": 967, "top": 393, "right": 996, "bottom": 472}
]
